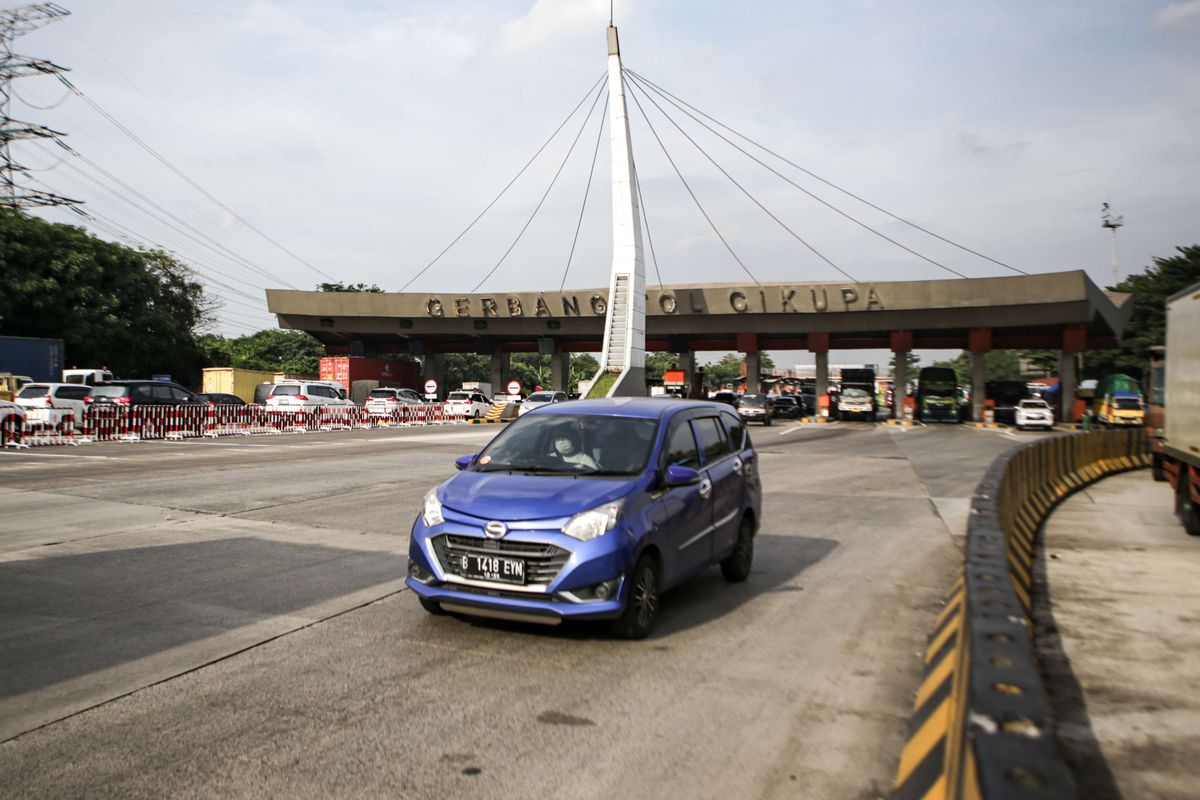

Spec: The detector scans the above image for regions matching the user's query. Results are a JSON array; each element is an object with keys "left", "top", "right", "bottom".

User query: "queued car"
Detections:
[
  {"left": 15, "top": 383, "right": 92, "bottom": 424},
  {"left": 518, "top": 390, "right": 568, "bottom": 416},
  {"left": 87, "top": 380, "right": 203, "bottom": 411},
  {"left": 194, "top": 392, "right": 246, "bottom": 406},
  {"left": 365, "top": 387, "right": 423, "bottom": 417},
  {"left": 735, "top": 393, "right": 773, "bottom": 426},
  {"left": 1014, "top": 398, "right": 1054, "bottom": 431},
  {"left": 406, "top": 399, "right": 762, "bottom": 639},
  {"left": 771, "top": 395, "right": 800, "bottom": 419},
  {"left": 444, "top": 390, "right": 492, "bottom": 420},
  {"left": 264, "top": 381, "right": 352, "bottom": 415},
  {"left": 710, "top": 391, "right": 738, "bottom": 407}
]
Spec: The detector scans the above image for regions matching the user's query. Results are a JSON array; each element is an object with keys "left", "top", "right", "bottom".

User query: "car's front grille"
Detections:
[{"left": 431, "top": 534, "right": 570, "bottom": 586}]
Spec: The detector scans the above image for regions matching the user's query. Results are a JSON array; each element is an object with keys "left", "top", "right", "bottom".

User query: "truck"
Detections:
[
  {"left": 202, "top": 367, "right": 280, "bottom": 403},
  {"left": 319, "top": 357, "right": 420, "bottom": 404},
  {"left": 1095, "top": 373, "right": 1144, "bottom": 427},
  {"left": 1, "top": 335, "right": 65, "bottom": 383},
  {"left": 985, "top": 380, "right": 1028, "bottom": 425},
  {"left": 1160, "top": 282, "right": 1200, "bottom": 535},
  {"left": 62, "top": 368, "right": 115, "bottom": 386},
  {"left": 460, "top": 381, "right": 494, "bottom": 398},
  {"left": 916, "top": 367, "right": 959, "bottom": 423},
  {"left": 837, "top": 368, "right": 877, "bottom": 420}
]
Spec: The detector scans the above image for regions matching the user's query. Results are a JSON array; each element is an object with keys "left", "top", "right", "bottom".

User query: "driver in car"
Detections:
[{"left": 552, "top": 426, "right": 600, "bottom": 470}]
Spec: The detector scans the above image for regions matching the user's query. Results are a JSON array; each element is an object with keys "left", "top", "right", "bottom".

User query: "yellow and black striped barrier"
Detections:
[{"left": 892, "top": 429, "right": 1149, "bottom": 800}]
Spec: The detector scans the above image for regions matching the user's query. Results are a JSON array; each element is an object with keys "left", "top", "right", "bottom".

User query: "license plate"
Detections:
[{"left": 460, "top": 554, "right": 525, "bottom": 584}]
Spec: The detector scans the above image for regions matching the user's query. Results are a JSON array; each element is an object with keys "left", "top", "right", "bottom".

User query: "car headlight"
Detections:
[
  {"left": 422, "top": 488, "right": 444, "bottom": 526},
  {"left": 561, "top": 499, "right": 623, "bottom": 542}
]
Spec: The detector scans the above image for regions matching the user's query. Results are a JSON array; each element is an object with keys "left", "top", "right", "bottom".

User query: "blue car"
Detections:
[{"left": 406, "top": 398, "right": 762, "bottom": 638}]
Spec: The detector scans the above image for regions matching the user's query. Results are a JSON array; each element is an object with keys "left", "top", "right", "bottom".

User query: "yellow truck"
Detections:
[
  {"left": 201, "top": 367, "right": 280, "bottom": 404},
  {"left": 0, "top": 373, "right": 34, "bottom": 402}
]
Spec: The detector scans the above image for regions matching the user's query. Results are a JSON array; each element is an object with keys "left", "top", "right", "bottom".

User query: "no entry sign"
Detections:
[{"left": 507, "top": 380, "right": 521, "bottom": 396}]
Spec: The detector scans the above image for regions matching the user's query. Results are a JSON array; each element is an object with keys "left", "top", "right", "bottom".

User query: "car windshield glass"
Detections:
[
  {"left": 774, "top": 397, "right": 795, "bottom": 405},
  {"left": 526, "top": 392, "right": 553, "bottom": 402},
  {"left": 368, "top": 390, "right": 396, "bottom": 399},
  {"left": 271, "top": 385, "right": 300, "bottom": 396},
  {"left": 473, "top": 413, "right": 659, "bottom": 476},
  {"left": 1020, "top": 401, "right": 1048, "bottom": 409},
  {"left": 91, "top": 386, "right": 127, "bottom": 398},
  {"left": 17, "top": 386, "right": 48, "bottom": 398},
  {"left": 843, "top": 388, "right": 869, "bottom": 398},
  {"left": 740, "top": 396, "right": 768, "bottom": 407},
  {"left": 1115, "top": 398, "right": 1141, "bottom": 409}
]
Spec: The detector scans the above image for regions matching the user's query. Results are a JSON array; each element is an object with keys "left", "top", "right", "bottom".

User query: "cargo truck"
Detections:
[
  {"left": 837, "top": 368, "right": 877, "bottom": 420},
  {"left": 0, "top": 335, "right": 64, "bottom": 383},
  {"left": 985, "top": 380, "right": 1028, "bottom": 425},
  {"left": 1095, "top": 373, "right": 1144, "bottom": 427},
  {"left": 1161, "top": 282, "right": 1200, "bottom": 535},
  {"left": 319, "top": 357, "right": 419, "bottom": 402},
  {"left": 916, "top": 367, "right": 959, "bottom": 423},
  {"left": 202, "top": 367, "right": 280, "bottom": 403}
]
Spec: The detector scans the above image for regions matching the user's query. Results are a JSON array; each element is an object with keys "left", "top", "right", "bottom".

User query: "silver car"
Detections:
[{"left": 517, "top": 390, "right": 568, "bottom": 416}]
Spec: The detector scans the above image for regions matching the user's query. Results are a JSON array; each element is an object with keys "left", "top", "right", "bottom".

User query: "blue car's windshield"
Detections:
[{"left": 473, "top": 413, "right": 659, "bottom": 476}]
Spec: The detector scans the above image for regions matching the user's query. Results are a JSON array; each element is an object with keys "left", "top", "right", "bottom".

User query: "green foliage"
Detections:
[
  {"left": 569, "top": 354, "right": 599, "bottom": 391},
  {"left": 700, "top": 352, "right": 775, "bottom": 390},
  {"left": 318, "top": 281, "right": 383, "bottom": 292},
  {"left": 442, "top": 353, "right": 489, "bottom": 390},
  {"left": 1017, "top": 349, "right": 1057, "bottom": 376},
  {"left": 889, "top": 351, "right": 921, "bottom": 372},
  {"left": 1085, "top": 244, "right": 1200, "bottom": 379},
  {"left": 0, "top": 210, "right": 212, "bottom": 385},
  {"left": 644, "top": 352, "right": 678, "bottom": 385},
  {"left": 587, "top": 370, "right": 618, "bottom": 398},
  {"left": 227, "top": 330, "right": 326, "bottom": 375},
  {"left": 931, "top": 350, "right": 1023, "bottom": 384}
]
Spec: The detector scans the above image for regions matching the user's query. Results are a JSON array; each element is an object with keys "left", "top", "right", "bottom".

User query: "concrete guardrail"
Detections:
[{"left": 892, "top": 429, "right": 1149, "bottom": 800}]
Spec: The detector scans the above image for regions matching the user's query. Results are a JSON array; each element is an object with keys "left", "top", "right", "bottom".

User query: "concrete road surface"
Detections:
[{"left": 0, "top": 421, "right": 1039, "bottom": 798}]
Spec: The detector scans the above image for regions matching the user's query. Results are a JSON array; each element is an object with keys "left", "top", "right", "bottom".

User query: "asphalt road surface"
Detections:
[{"left": 0, "top": 420, "right": 1047, "bottom": 799}]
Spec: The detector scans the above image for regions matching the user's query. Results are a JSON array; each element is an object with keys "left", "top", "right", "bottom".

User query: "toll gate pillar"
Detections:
[
  {"left": 968, "top": 328, "right": 992, "bottom": 422},
  {"left": 551, "top": 348, "right": 570, "bottom": 392},
  {"left": 891, "top": 330, "right": 913, "bottom": 420},
  {"left": 809, "top": 333, "right": 830, "bottom": 417},
  {"left": 423, "top": 352, "right": 445, "bottom": 397},
  {"left": 737, "top": 333, "right": 760, "bottom": 394},
  {"left": 490, "top": 352, "right": 510, "bottom": 394},
  {"left": 1060, "top": 324, "right": 1086, "bottom": 423},
  {"left": 677, "top": 350, "right": 695, "bottom": 395}
]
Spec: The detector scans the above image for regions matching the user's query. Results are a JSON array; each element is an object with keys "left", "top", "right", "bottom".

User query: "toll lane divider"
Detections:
[
  {"left": 3, "top": 404, "right": 472, "bottom": 449},
  {"left": 892, "top": 428, "right": 1150, "bottom": 800}
]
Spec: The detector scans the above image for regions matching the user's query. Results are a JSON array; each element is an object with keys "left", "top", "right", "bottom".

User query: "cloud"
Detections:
[
  {"left": 953, "top": 132, "right": 1032, "bottom": 157},
  {"left": 498, "top": 0, "right": 613, "bottom": 54},
  {"left": 1152, "top": 1, "right": 1200, "bottom": 33}
]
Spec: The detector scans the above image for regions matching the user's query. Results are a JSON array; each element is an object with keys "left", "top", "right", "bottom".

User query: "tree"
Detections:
[
  {"left": 1017, "top": 349, "right": 1058, "bottom": 377},
  {"left": 318, "top": 281, "right": 383, "bottom": 292},
  {"left": 931, "top": 350, "right": 1023, "bottom": 384},
  {"left": 441, "top": 353, "right": 488, "bottom": 391},
  {"left": 1085, "top": 244, "right": 1200, "bottom": 379},
  {"left": 229, "top": 330, "right": 326, "bottom": 375},
  {"left": 0, "top": 210, "right": 214, "bottom": 385},
  {"left": 889, "top": 351, "right": 921, "bottom": 373},
  {"left": 644, "top": 352, "right": 677, "bottom": 385},
  {"left": 569, "top": 354, "right": 598, "bottom": 391}
]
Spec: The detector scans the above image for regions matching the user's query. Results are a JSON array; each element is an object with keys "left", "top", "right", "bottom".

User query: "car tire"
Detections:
[
  {"left": 612, "top": 555, "right": 660, "bottom": 640},
  {"left": 1152, "top": 453, "right": 1166, "bottom": 482},
  {"left": 720, "top": 517, "right": 754, "bottom": 583},
  {"left": 1179, "top": 473, "right": 1200, "bottom": 537},
  {"left": 419, "top": 597, "right": 447, "bottom": 615}
]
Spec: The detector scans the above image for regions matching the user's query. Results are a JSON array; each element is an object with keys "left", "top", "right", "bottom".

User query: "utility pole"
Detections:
[
  {"left": 0, "top": 2, "right": 79, "bottom": 209},
  {"left": 1100, "top": 201, "right": 1124, "bottom": 287}
]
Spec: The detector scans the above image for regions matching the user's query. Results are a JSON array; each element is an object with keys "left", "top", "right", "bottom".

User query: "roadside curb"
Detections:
[{"left": 891, "top": 429, "right": 1149, "bottom": 799}]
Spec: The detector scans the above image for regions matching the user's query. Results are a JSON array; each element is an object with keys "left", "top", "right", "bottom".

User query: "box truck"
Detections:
[
  {"left": 0, "top": 335, "right": 64, "bottom": 383},
  {"left": 1161, "top": 282, "right": 1200, "bottom": 535},
  {"left": 202, "top": 367, "right": 280, "bottom": 403}
]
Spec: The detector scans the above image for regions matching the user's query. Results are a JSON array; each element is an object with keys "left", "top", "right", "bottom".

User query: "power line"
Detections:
[
  {"left": 399, "top": 73, "right": 606, "bottom": 291},
  {"left": 632, "top": 153, "right": 665, "bottom": 289},
  {"left": 626, "top": 74, "right": 854, "bottom": 282},
  {"left": 624, "top": 74, "right": 762, "bottom": 286},
  {"left": 626, "top": 68, "right": 1026, "bottom": 276},
  {"left": 56, "top": 74, "right": 336, "bottom": 280},
  {"left": 560, "top": 95, "right": 607, "bottom": 292},
  {"left": 471, "top": 81, "right": 607, "bottom": 293}
]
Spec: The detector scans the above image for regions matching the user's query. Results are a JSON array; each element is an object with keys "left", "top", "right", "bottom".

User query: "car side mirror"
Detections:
[
  {"left": 455, "top": 454, "right": 477, "bottom": 471},
  {"left": 663, "top": 464, "right": 701, "bottom": 487}
]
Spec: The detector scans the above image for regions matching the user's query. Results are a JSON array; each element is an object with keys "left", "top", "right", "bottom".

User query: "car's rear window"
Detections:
[
  {"left": 368, "top": 389, "right": 397, "bottom": 399},
  {"left": 271, "top": 385, "right": 301, "bottom": 396},
  {"left": 447, "top": 392, "right": 470, "bottom": 401},
  {"left": 739, "top": 395, "right": 768, "bottom": 407},
  {"left": 17, "top": 386, "right": 48, "bottom": 398},
  {"left": 91, "top": 386, "right": 128, "bottom": 398}
]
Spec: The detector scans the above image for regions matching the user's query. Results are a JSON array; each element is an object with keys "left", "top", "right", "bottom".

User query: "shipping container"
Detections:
[
  {"left": 202, "top": 367, "right": 280, "bottom": 403},
  {"left": 0, "top": 335, "right": 65, "bottom": 382},
  {"left": 318, "top": 357, "right": 419, "bottom": 396},
  {"left": 1161, "top": 281, "right": 1200, "bottom": 535}
]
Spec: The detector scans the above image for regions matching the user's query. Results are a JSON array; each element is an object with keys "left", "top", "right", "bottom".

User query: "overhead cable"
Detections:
[
  {"left": 626, "top": 68, "right": 1026, "bottom": 276},
  {"left": 560, "top": 96, "right": 608, "bottom": 292},
  {"left": 400, "top": 72, "right": 606, "bottom": 292},
  {"left": 471, "top": 81, "right": 607, "bottom": 292},
  {"left": 631, "top": 148, "right": 665, "bottom": 288},
  {"left": 624, "top": 75, "right": 762, "bottom": 286},
  {"left": 626, "top": 74, "right": 854, "bottom": 282},
  {"left": 57, "top": 74, "right": 336, "bottom": 281}
]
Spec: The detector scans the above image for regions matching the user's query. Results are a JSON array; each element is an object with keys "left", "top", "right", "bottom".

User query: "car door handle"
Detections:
[
  {"left": 698, "top": 478, "right": 712, "bottom": 498},
  {"left": 731, "top": 458, "right": 742, "bottom": 473}
]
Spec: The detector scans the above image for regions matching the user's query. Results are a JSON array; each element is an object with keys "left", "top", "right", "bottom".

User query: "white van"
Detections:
[{"left": 62, "top": 369, "right": 114, "bottom": 386}]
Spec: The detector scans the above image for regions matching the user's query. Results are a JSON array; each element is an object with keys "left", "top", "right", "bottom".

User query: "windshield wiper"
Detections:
[{"left": 573, "top": 467, "right": 635, "bottom": 477}]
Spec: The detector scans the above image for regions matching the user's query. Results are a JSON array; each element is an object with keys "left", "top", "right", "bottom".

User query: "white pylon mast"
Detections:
[
  {"left": 593, "top": 24, "right": 647, "bottom": 396},
  {"left": 1101, "top": 201, "right": 1124, "bottom": 287}
]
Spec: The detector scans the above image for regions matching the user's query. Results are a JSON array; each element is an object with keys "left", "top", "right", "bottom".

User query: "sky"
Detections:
[{"left": 10, "top": 0, "right": 1200, "bottom": 369}]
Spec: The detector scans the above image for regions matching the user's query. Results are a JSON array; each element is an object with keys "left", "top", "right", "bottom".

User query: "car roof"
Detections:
[
  {"left": 533, "top": 397, "right": 729, "bottom": 420},
  {"left": 21, "top": 382, "right": 73, "bottom": 389}
]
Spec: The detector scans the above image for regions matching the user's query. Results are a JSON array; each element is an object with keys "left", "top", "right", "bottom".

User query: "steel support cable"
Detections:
[
  {"left": 625, "top": 68, "right": 1025, "bottom": 276},
  {"left": 61, "top": 20, "right": 342, "bottom": 259},
  {"left": 399, "top": 72, "right": 606, "bottom": 292},
  {"left": 632, "top": 154, "right": 665, "bottom": 289},
  {"left": 624, "top": 76, "right": 762, "bottom": 286},
  {"left": 626, "top": 75, "right": 854, "bottom": 282},
  {"left": 52, "top": 139, "right": 301, "bottom": 289},
  {"left": 560, "top": 95, "right": 608, "bottom": 292},
  {"left": 49, "top": 151, "right": 280, "bottom": 296},
  {"left": 56, "top": 74, "right": 336, "bottom": 281},
  {"left": 471, "top": 81, "right": 607, "bottom": 293}
]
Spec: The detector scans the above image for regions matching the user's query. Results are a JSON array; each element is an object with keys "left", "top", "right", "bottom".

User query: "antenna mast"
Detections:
[
  {"left": 0, "top": 2, "right": 79, "bottom": 209},
  {"left": 1100, "top": 201, "right": 1124, "bottom": 287}
]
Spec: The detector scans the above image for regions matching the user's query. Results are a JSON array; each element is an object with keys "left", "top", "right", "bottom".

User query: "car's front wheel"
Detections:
[
  {"left": 419, "top": 597, "right": 446, "bottom": 615},
  {"left": 612, "top": 555, "right": 660, "bottom": 640},
  {"left": 721, "top": 517, "right": 754, "bottom": 582}
]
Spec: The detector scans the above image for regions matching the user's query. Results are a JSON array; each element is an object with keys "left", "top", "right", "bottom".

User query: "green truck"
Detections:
[{"left": 916, "top": 367, "right": 959, "bottom": 423}]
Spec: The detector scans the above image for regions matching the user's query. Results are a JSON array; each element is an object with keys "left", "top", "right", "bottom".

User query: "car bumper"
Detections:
[{"left": 407, "top": 516, "right": 635, "bottom": 622}]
